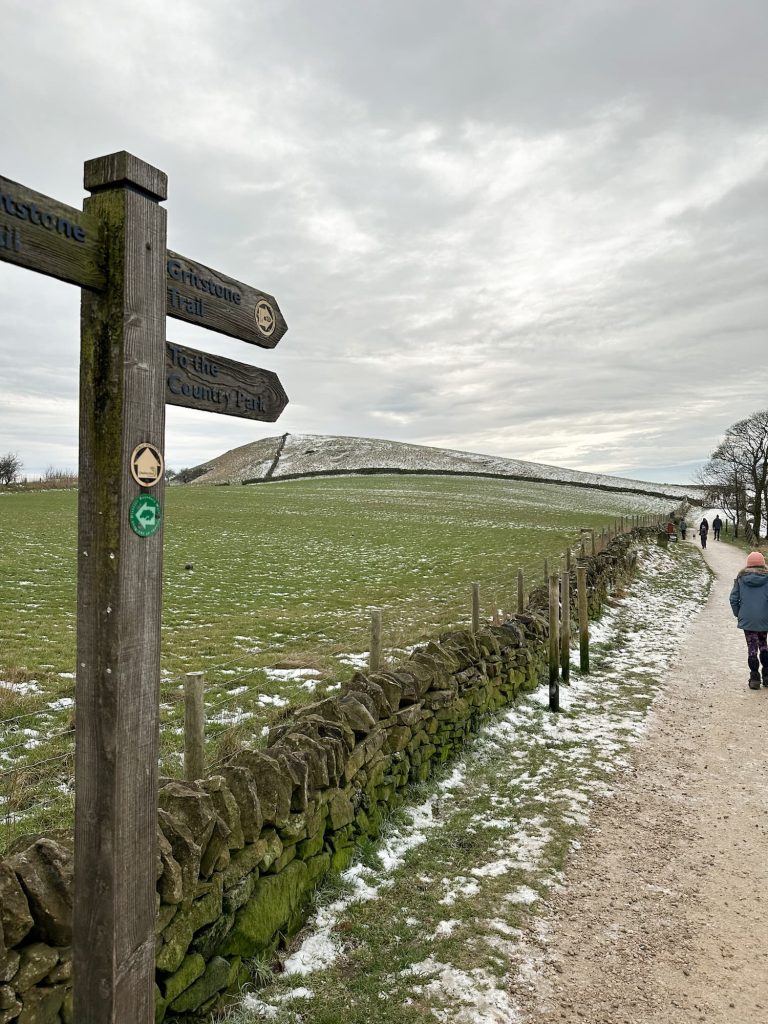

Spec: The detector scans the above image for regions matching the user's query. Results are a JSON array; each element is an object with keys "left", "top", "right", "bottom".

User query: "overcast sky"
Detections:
[{"left": 1, "top": 0, "right": 766, "bottom": 483}]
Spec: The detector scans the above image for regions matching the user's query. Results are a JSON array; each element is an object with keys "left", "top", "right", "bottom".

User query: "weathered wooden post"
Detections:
[
  {"left": 517, "top": 568, "right": 525, "bottom": 614},
  {"left": 590, "top": 529, "right": 596, "bottom": 556},
  {"left": 184, "top": 672, "right": 206, "bottom": 781},
  {"left": 1, "top": 150, "right": 291, "bottom": 1023},
  {"left": 544, "top": 557, "right": 549, "bottom": 582},
  {"left": 560, "top": 568, "right": 570, "bottom": 684},
  {"left": 548, "top": 574, "right": 559, "bottom": 711},
  {"left": 566, "top": 547, "right": 572, "bottom": 572},
  {"left": 577, "top": 565, "right": 590, "bottom": 673},
  {"left": 370, "top": 607, "right": 383, "bottom": 671},
  {"left": 471, "top": 582, "right": 480, "bottom": 633},
  {"left": 75, "top": 153, "right": 168, "bottom": 1024}
]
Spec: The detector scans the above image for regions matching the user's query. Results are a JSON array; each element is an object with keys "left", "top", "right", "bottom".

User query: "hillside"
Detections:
[{"left": 186, "top": 432, "right": 699, "bottom": 501}]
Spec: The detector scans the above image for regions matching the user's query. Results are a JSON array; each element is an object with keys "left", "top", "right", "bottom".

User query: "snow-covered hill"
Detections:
[{"left": 184, "top": 433, "right": 699, "bottom": 502}]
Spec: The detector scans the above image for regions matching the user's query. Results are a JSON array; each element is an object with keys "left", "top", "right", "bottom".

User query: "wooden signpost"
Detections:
[{"left": 0, "top": 151, "right": 289, "bottom": 1024}]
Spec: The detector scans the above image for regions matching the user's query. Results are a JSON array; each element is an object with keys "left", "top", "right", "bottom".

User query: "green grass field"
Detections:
[{"left": 0, "top": 475, "right": 672, "bottom": 851}]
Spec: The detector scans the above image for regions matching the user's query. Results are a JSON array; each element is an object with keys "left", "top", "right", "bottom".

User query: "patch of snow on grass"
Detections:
[
  {"left": 274, "top": 986, "right": 314, "bottom": 1002},
  {"left": 401, "top": 956, "right": 521, "bottom": 1023},
  {"left": 439, "top": 876, "right": 482, "bottom": 906},
  {"left": 0, "top": 679, "right": 41, "bottom": 695},
  {"left": 284, "top": 782, "right": 464, "bottom": 976},
  {"left": 336, "top": 652, "right": 369, "bottom": 669},
  {"left": 258, "top": 693, "right": 289, "bottom": 707},
  {"left": 207, "top": 708, "right": 253, "bottom": 726},
  {"left": 377, "top": 793, "right": 448, "bottom": 872},
  {"left": 263, "top": 668, "right": 321, "bottom": 682},
  {"left": 242, "top": 993, "right": 279, "bottom": 1018},
  {"left": 506, "top": 886, "right": 540, "bottom": 905}
]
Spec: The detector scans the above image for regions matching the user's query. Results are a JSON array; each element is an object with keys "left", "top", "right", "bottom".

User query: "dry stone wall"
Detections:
[{"left": 0, "top": 530, "right": 646, "bottom": 1023}]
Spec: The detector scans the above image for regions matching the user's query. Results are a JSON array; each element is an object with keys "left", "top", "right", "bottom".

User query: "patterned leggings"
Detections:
[{"left": 744, "top": 631, "right": 768, "bottom": 658}]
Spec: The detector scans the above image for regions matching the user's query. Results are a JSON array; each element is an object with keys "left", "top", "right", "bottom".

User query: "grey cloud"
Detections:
[{"left": 1, "top": 0, "right": 766, "bottom": 482}]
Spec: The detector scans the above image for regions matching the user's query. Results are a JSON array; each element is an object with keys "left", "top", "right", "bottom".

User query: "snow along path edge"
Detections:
[
  {"left": 233, "top": 541, "right": 710, "bottom": 1024},
  {"left": 518, "top": 536, "right": 768, "bottom": 1024}
]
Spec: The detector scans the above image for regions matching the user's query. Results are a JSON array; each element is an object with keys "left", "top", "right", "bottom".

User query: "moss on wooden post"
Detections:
[{"left": 75, "top": 151, "right": 168, "bottom": 1024}]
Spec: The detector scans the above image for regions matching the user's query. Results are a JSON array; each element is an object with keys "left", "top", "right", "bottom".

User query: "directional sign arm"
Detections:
[
  {"left": 0, "top": 174, "right": 105, "bottom": 290},
  {"left": 165, "top": 250, "right": 288, "bottom": 348},
  {"left": 164, "top": 340, "right": 288, "bottom": 421}
]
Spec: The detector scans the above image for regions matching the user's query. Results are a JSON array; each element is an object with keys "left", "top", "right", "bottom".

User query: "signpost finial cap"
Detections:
[{"left": 84, "top": 152, "right": 168, "bottom": 202}]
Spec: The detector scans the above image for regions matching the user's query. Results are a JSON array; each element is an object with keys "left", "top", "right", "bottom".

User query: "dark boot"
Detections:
[
  {"left": 748, "top": 654, "right": 761, "bottom": 689},
  {"left": 760, "top": 649, "right": 768, "bottom": 687}
]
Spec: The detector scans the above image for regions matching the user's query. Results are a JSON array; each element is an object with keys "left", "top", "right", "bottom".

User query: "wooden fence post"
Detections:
[
  {"left": 577, "top": 565, "right": 590, "bottom": 673},
  {"left": 544, "top": 557, "right": 549, "bottom": 582},
  {"left": 560, "top": 569, "right": 570, "bottom": 684},
  {"left": 74, "top": 153, "right": 168, "bottom": 1024},
  {"left": 184, "top": 672, "right": 206, "bottom": 782},
  {"left": 472, "top": 582, "right": 480, "bottom": 633},
  {"left": 548, "top": 574, "right": 560, "bottom": 711},
  {"left": 590, "top": 529, "right": 596, "bottom": 556},
  {"left": 370, "top": 608, "right": 383, "bottom": 672},
  {"left": 517, "top": 569, "right": 525, "bottom": 614}
]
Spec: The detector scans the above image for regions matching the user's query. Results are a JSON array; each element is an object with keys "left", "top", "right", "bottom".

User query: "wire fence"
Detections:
[{"left": 0, "top": 512, "right": 670, "bottom": 850}]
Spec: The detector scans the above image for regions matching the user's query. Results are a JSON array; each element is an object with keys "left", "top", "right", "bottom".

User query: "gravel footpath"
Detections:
[{"left": 519, "top": 537, "right": 768, "bottom": 1024}]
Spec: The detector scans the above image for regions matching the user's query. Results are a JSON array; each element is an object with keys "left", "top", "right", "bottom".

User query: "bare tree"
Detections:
[
  {"left": 700, "top": 409, "right": 768, "bottom": 540},
  {"left": 0, "top": 452, "right": 22, "bottom": 486},
  {"left": 696, "top": 459, "right": 747, "bottom": 537}
]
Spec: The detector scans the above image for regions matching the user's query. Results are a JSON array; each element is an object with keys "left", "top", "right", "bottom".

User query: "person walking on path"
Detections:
[
  {"left": 729, "top": 550, "right": 768, "bottom": 689},
  {"left": 699, "top": 518, "right": 709, "bottom": 548},
  {"left": 521, "top": 536, "right": 768, "bottom": 1024},
  {"left": 679, "top": 517, "right": 687, "bottom": 540},
  {"left": 713, "top": 514, "right": 722, "bottom": 541}
]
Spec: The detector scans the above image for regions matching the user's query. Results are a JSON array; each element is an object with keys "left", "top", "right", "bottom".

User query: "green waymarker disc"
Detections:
[{"left": 129, "top": 494, "right": 162, "bottom": 537}]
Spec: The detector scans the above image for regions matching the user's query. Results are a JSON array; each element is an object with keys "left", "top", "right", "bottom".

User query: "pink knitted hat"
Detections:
[{"left": 746, "top": 551, "right": 765, "bottom": 567}]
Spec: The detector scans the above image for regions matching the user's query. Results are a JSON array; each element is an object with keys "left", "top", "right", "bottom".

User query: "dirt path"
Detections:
[{"left": 520, "top": 538, "right": 768, "bottom": 1024}]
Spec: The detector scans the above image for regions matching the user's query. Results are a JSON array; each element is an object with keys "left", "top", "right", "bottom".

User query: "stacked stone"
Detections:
[
  {"left": 0, "top": 839, "right": 73, "bottom": 1024},
  {"left": 152, "top": 616, "right": 554, "bottom": 1019},
  {"left": 0, "top": 529, "right": 649, "bottom": 1023}
]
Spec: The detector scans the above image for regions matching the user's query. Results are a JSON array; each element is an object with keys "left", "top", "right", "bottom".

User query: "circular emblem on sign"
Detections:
[
  {"left": 129, "top": 495, "right": 162, "bottom": 538},
  {"left": 254, "top": 299, "right": 276, "bottom": 337},
  {"left": 130, "top": 443, "right": 164, "bottom": 487}
]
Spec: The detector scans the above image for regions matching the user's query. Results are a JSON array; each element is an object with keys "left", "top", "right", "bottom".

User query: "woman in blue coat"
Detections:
[{"left": 729, "top": 550, "right": 768, "bottom": 689}]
